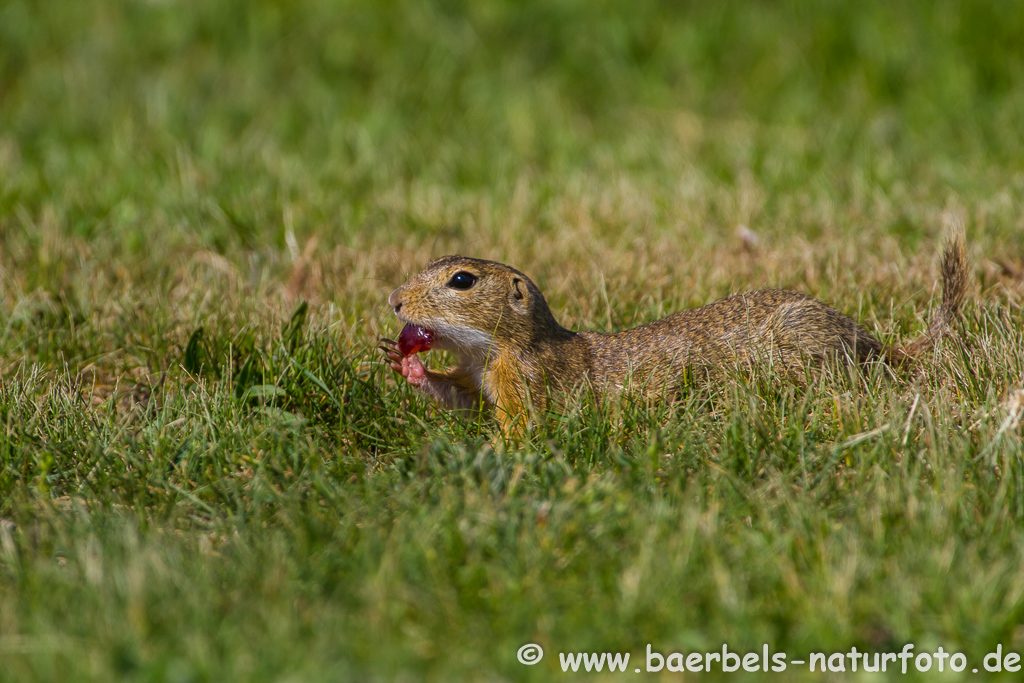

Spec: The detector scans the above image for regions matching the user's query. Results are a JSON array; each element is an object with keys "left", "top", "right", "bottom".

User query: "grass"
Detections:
[{"left": 1, "top": 0, "right": 1024, "bottom": 680}]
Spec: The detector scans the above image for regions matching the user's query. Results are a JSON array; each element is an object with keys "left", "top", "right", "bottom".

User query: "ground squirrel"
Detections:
[{"left": 380, "top": 234, "right": 967, "bottom": 433}]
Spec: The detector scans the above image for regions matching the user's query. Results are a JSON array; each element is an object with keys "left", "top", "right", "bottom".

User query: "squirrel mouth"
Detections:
[{"left": 397, "top": 323, "right": 436, "bottom": 355}]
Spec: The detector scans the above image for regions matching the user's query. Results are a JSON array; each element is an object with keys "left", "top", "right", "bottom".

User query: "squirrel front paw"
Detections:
[
  {"left": 378, "top": 337, "right": 428, "bottom": 387},
  {"left": 398, "top": 354, "right": 427, "bottom": 386}
]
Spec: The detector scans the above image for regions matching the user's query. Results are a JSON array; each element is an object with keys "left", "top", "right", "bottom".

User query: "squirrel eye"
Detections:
[{"left": 447, "top": 271, "right": 477, "bottom": 290}]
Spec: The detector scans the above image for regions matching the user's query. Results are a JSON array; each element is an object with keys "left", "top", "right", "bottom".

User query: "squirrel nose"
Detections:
[{"left": 388, "top": 288, "right": 403, "bottom": 311}]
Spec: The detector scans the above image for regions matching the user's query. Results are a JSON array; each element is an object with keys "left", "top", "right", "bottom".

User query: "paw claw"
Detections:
[
  {"left": 380, "top": 337, "right": 427, "bottom": 387},
  {"left": 378, "top": 339, "right": 405, "bottom": 365}
]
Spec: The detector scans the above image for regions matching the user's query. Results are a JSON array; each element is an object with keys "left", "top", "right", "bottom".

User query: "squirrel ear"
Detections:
[{"left": 510, "top": 276, "right": 529, "bottom": 312}]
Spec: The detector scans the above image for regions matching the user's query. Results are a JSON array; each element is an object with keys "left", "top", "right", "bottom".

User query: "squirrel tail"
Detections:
[{"left": 890, "top": 227, "right": 968, "bottom": 363}]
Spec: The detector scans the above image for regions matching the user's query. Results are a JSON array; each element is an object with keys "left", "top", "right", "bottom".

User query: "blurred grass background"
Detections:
[
  {"left": 3, "top": 0, "right": 1022, "bottom": 261},
  {"left": 1, "top": 0, "right": 1024, "bottom": 680}
]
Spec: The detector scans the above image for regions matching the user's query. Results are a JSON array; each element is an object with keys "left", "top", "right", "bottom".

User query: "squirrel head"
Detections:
[{"left": 388, "top": 255, "right": 565, "bottom": 358}]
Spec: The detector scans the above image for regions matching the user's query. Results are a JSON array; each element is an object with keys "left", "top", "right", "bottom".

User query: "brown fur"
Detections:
[{"left": 381, "top": 232, "right": 968, "bottom": 433}]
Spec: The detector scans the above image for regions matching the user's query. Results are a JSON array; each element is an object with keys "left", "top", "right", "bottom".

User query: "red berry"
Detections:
[{"left": 397, "top": 324, "right": 435, "bottom": 356}]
